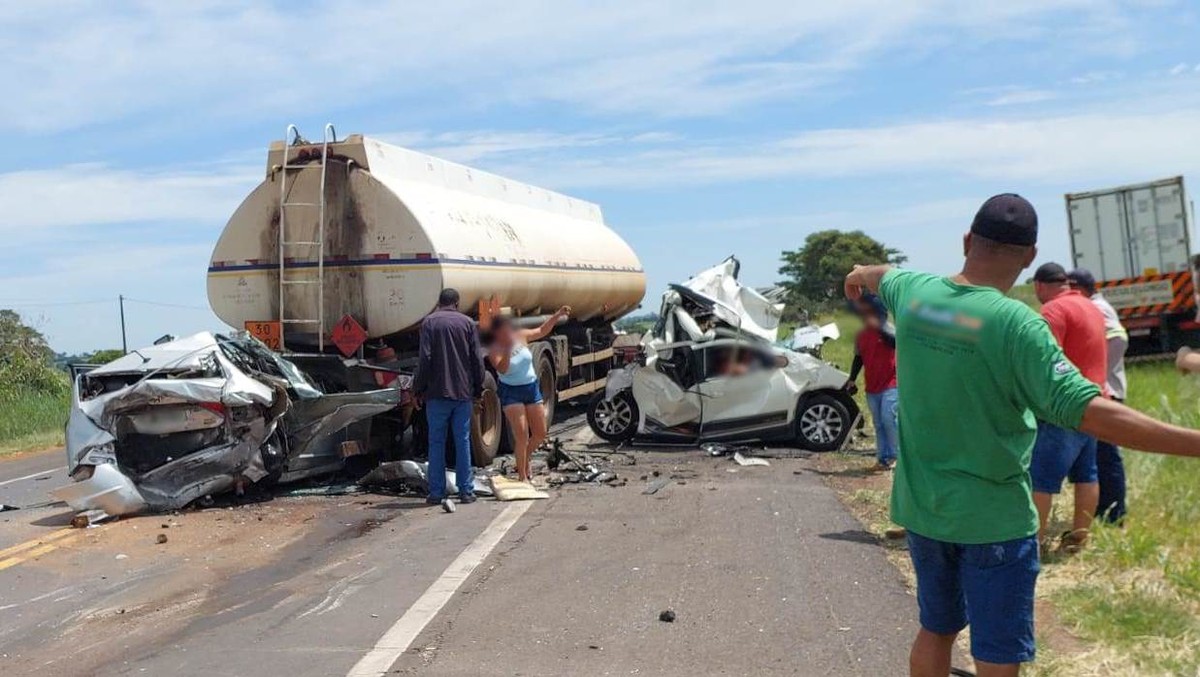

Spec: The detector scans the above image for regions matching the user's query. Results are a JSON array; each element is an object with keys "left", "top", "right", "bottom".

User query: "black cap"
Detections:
[
  {"left": 971, "top": 193, "right": 1038, "bottom": 246},
  {"left": 1067, "top": 268, "right": 1097, "bottom": 293},
  {"left": 1033, "top": 262, "right": 1068, "bottom": 283}
]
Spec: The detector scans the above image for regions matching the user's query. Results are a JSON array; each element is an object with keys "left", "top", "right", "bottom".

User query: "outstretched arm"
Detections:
[
  {"left": 844, "top": 265, "right": 893, "bottom": 301},
  {"left": 1080, "top": 396, "right": 1200, "bottom": 458},
  {"left": 523, "top": 305, "right": 572, "bottom": 342}
]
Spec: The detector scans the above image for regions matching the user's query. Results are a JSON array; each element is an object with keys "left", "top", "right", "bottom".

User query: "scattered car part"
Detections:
[{"left": 732, "top": 452, "right": 769, "bottom": 467}]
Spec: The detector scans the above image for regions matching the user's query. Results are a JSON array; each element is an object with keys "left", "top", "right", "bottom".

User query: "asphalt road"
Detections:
[{"left": 0, "top": 418, "right": 921, "bottom": 676}]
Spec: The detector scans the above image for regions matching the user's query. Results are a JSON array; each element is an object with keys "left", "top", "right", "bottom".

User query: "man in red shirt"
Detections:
[
  {"left": 1031, "top": 262, "right": 1108, "bottom": 549},
  {"left": 845, "top": 293, "right": 899, "bottom": 471}
]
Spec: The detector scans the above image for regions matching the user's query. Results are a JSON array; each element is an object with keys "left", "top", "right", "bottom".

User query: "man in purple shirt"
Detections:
[{"left": 413, "top": 288, "right": 486, "bottom": 506}]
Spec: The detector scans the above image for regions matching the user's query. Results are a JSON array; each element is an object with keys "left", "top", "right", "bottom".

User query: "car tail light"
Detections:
[{"left": 197, "top": 402, "right": 227, "bottom": 417}]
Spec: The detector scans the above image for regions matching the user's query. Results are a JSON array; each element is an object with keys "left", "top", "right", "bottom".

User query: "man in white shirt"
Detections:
[{"left": 1068, "top": 269, "right": 1128, "bottom": 522}]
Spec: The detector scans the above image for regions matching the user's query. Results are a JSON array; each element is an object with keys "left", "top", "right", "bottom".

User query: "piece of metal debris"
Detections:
[
  {"left": 732, "top": 452, "right": 770, "bottom": 467},
  {"left": 576, "top": 524, "right": 589, "bottom": 531},
  {"left": 0, "top": 504, "right": 19, "bottom": 512},
  {"left": 441, "top": 498, "right": 456, "bottom": 513},
  {"left": 643, "top": 478, "right": 671, "bottom": 495},
  {"left": 70, "top": 509, "right": 114, "bottom": 528},
  {"left": 658, "top": 610, "right": 676, "bottom": 623}
]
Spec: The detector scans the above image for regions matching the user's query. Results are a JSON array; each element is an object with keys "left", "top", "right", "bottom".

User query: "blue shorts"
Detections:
[
  {"left": 907, "top": 531, "right": 1040, "bottom": 665},
  {"left": 1030, "top": 422, "right": 1098, "bottom": 494},
  {"left": 499, "top": 381, "right": 543, "bottom": 408}
]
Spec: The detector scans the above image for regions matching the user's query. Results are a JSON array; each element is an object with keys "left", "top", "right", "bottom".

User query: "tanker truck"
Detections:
[{"left": 207, "top": 126, "right": 646, "bottom": 465}]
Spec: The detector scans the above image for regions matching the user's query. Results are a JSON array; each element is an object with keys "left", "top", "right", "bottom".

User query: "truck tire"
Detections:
[
  {"left": 471, "top": 372, "right": 502, "bottom": 466},
  {"left": 587, "top": 390, "right": 638, "bottom": 443},
  {"left": 794, "top": 392, "right": 852, "bottom": 452},
  {"left": 533, "top": 345, "right": 558, "bottom": 425}
]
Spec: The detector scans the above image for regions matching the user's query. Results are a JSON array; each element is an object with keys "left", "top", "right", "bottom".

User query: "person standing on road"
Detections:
[
  {"left": 844, "top": 193, "right": 1200, "bottom": 677},
  {"left": 487, "top": 306, "right": 571, "bottom": 482},
  {"left": 1067, "top": 268, "right": 1128, "bottom": 524},
  {"left": 844, "top": 293, "right": 899, "bottom": 471},
  {"left": 1030, "top": 262, "right": 1108, "bottom": 550},
  {"left": 413, "top": 288, "right": 486, "bottom": 506}
]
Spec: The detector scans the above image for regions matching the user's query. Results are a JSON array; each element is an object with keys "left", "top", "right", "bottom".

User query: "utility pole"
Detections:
[{"left": 119, "top": 295, "right": 128, "bottom": 354}]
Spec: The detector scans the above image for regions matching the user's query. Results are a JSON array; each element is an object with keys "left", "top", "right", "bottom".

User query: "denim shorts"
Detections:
[
  {"left": 498, "top": 381, "right": 543, "bottom": 407},
  {"left": 907, "top": 531, "right": 1040, "bottom": 665},
  {"left": 1030, "top": 421, "right": 1098, "bottom": 494}
]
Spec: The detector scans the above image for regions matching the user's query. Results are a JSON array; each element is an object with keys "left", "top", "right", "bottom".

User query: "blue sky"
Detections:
[{"left": 4, "top": 0, "right": 1200, "bottom": 353}]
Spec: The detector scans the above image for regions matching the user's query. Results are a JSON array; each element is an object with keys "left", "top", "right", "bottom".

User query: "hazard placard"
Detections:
[
  {"left": 244, "top": 320, "right": 283, "bottom": 351},
  {"left": 331, "top": 314, "right": 368, "bottom": 357}
]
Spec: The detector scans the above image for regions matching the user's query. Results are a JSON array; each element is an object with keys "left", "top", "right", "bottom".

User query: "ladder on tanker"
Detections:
[{"left": 277, "top": 123, "right": 336, "bottom": 352}]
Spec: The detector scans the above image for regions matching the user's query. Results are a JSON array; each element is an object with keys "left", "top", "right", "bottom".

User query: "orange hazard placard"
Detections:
[{"left": 245, "top": 320, "right": 283, "bottom": 351}]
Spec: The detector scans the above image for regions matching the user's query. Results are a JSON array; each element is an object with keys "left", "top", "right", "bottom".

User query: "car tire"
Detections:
[
  {"left": 470, "top": 372, "right": 502, "bottom": 466},
  {"left": 794, "top": 392, "right": 852, "bottom": 452},
  {"left": 587, "top": 390, "right": 638, "bottom": 443}
]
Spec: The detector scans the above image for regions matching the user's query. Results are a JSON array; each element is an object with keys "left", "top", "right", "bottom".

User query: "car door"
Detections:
[
  {"left": 631, "top": 342, "right": 704, "bottom": 438},
  {"left": 695, "top": 340, "right": 794, "bottom": 440}
]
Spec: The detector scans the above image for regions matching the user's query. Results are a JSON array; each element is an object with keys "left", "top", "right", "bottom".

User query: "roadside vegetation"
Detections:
[
  {"left": 0, "top": 310, "right": 72, "bottom": 455},
  {"left": 806, "top": 296, "right": 1200, "bottom": 676}
]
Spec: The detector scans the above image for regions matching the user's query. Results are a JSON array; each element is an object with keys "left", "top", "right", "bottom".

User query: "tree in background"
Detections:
[
  {"left": 778, "top": 230, "right": 906, "bottom": 314},
  {"left": 0, "top": 310, "right": 68, "bottom": 400}
]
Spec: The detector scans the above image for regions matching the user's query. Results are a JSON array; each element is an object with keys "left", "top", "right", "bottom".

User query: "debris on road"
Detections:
[
  {"left": 156, "top": 534, "right": 169, "bottom": 544},
  {"left": 441, "top": 498, "right": 456, "bottom": 513},
  {"left": 56, "top": 332, "right": 402, "bottom": 518},
  {"left": 575, "top": 524, "right": 589, "bottom": 531},
  {"left": 643, "top": 477, "right": 671, "bottom": 495},
  {"left": 658, "top": 609, "right": 676, "bottom": 623},
  {"left": 70, "top": 509, "right": 115, "bottom": 528},
  {"left": 732, "top": 452, "right": 770, "bottom": 467},
  {"left": 490, "top": 476, "right": 548, "bottom": 501},
  {"left": 0, "top": 504, "right": 20, "bottom": 512},
  {"left": 358, "top": 460, "right": 493, "bottom": 497}
]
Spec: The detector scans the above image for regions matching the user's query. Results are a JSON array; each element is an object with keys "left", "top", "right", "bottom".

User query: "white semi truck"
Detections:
[
  {"left": 1065, "top": 176, "right": 1197, "bottom": 357},
  {"left": 208, "top": 126, "right": 646, "bottom": 464}
]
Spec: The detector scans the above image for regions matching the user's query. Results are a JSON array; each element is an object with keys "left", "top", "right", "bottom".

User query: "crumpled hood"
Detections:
[{"left": 680, "top": 257, "right": 784, "bottom": 342}]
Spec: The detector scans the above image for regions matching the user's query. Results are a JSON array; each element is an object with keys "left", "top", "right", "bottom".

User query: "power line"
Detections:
[{"left": 122, "top": 298, "right": 211, "bottom": 312}]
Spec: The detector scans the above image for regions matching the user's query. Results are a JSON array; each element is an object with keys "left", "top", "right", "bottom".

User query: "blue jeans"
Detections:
[
  {"left": 866, "top": 388, "right": 899, "bottom": 464},
  {"left": 907, "top": 531, "right": 1040, "bottom": 664},
  {"left": 426, "top": 398, "right": 473, "bottom": 500},
  {"left": 1096, "top": 440, "right": 1126, "bottom": 523}
]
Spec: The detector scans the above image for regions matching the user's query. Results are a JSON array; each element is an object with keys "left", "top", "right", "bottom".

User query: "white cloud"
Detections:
[
  {"left": 470, "top": 109, "right": 1200, "bottom": 190},
  {"left": 1170, "top": 62, "right": 1190, "bottom": 75},
  {"left": 0, "top": 0, "right": 1154, "bottom": 131},
  {"left": 986, "top": 89, "right": 1059, "bottom": 106},
  {"left": 0, "top": 162, "right": 257, "bottom": 232}
]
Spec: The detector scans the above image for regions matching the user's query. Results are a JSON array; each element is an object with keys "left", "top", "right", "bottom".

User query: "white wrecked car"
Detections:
[
  {"left": 56, "top": 332, "right": 401, "bottom": 516},
  {"left": 587, "top": 258, "right": 858, "bottom": 451}
]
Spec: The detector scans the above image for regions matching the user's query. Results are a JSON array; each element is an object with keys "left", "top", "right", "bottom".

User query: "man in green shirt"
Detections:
[{"left": 844, "top": 194, "right": 1200, "bottom": 677}]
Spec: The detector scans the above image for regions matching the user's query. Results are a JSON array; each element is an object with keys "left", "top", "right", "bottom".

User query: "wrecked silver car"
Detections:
[
  {"left": 55, "top": 332, "right": 401, "bottom": 516},
  {"left": 587, "top": 257, "right": 859, "bottom": 451}
]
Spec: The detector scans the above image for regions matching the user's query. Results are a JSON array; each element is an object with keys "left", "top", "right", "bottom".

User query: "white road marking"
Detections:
[
  {"left": 0, "top": 466, "right": 66, "bottom": 487},
  {"left": 346, "top": 502, "right": 533, "bottom": 677}
]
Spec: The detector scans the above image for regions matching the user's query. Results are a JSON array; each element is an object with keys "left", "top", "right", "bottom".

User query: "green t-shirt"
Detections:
[{"left": 878, "top": 269, "right": 1101, "bottom": 544}]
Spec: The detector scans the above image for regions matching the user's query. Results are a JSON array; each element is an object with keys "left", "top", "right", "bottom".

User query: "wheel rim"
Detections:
[
  {"left": 800, "top": 403, "right": 843, "bottom": 445},
  {"left": 594, "top": 395, "right": 634, "bottom": 436}
]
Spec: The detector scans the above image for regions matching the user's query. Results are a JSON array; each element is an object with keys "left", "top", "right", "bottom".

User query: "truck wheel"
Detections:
[
  {"left": 535, "top": 350, "right": 557, "bottom": 425},
  {"left": 794, "top": 392, "right": 851, "bottom": 452},
  {"left": 471, "top": 373, "right": 502, "bottom": 466},
  {"left": 587, "top": 390, "right": 638, "bottom": 443}
]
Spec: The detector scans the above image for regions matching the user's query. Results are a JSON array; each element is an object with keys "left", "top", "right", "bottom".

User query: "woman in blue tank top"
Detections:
[{"left": 487, "top": 306, "right": 571, "bottom": 482}]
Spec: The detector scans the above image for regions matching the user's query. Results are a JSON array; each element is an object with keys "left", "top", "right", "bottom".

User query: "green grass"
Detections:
[{"left": 0, "top": 389, "right": 68, "bottom": 456}]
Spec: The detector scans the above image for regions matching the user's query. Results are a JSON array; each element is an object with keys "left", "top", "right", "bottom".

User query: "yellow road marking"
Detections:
[
  {"left": 0, "top": 542, "right": 64, "bottom": 571},
  {"left": 0, "top": 529, "right": 80, "bottom": 571}
]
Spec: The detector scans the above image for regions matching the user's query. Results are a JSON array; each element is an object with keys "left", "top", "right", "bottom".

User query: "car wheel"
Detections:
[
  {"left": 795, "top": 392, "right": 852, "bottom": 452},
  {"left": 470, "top": 373, "right": 502, "bottom": 466},
  {"left": 587, "top": 390, "right": 638, "bottom": 443}
]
